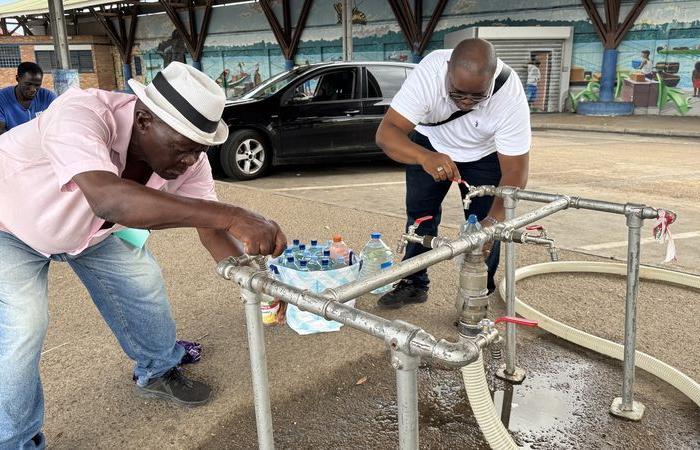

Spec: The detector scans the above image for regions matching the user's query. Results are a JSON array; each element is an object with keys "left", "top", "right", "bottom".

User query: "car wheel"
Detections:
[{"left": 219, "top": 129, "right": 271, "bottom": 180}]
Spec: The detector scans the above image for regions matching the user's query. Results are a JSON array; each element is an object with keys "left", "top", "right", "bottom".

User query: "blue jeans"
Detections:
[
  {"left": 0, "top": 232, "right": 185, "bottom": 449},
  {"left": 526, "top": 84, "right": 537, "bottom": 103},
  {"left": 403, "top": 132, "right": 502, "bottom": 292}
]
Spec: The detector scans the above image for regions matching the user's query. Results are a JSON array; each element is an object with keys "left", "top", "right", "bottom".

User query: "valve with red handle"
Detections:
[
  {"left": 397, "top": 215, "right": 434, "bottom": 254},
  {"left": 495, "top": 316, "right": 538, "bottom": 327},
  {"left": 478, "top": 316, "right": 538, "bottom": 334}
]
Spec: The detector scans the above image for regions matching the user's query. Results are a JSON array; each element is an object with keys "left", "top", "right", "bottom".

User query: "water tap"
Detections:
[
  {"left": 397, "top": 215, "right": 433, "bottom": 253},
  {"left": 522, "top": 225, "right": 560, "bottom": 261}
]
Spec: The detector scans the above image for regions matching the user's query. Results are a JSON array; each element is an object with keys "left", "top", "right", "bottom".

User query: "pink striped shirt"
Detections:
[{"left": 0, "top": 88, "right": 217, "bottom": 256}]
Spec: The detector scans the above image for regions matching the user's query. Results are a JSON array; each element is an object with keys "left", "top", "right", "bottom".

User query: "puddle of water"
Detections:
[{"left": 492, "top": 359, "right": 590, "bottom": 446}]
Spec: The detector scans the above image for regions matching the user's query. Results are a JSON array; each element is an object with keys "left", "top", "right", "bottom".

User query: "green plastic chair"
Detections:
[{"left": 656, "top": 73, "right": 691, "bottom": 115}]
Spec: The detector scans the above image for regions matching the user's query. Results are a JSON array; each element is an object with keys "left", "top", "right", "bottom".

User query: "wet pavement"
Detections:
[{"left": 202, "top": 320, "right": 699, "bottom": 449}]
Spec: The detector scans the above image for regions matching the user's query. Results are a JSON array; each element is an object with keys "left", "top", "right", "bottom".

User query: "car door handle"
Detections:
[{"left": 344, "top": 109, "right": 360, "bottom": 115}]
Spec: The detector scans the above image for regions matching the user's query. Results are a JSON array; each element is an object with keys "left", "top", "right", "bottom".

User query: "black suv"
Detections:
[{"left": 209, "top": 61, "right": 415, "bottom": 180}]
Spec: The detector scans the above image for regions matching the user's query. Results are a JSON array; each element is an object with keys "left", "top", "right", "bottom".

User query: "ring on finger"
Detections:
[{"left": 436, "top": 166, "right": 445, "bottom": 172}]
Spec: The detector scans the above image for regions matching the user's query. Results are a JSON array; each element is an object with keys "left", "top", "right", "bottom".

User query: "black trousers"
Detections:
[{"left": 403, "top": 131, "right": 502, "bottom": 292}]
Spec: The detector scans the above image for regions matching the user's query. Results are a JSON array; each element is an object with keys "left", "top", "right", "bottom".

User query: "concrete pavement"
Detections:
[{"left": 37, "top": 127, "right": 700, "bottom": 448}]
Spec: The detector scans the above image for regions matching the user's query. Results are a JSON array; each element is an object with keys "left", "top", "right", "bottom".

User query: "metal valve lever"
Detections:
[
  {"left": 397, "top": 215, "right": 433, "bottom": 253},
  {"left": 495, "top": 316, "right": 538, "bottom": 327}
]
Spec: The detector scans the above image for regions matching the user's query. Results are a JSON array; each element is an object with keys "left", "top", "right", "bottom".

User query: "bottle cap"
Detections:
[
  {"left": 321, "top": 259, "right": 329, "bottom": 266},
  {"left": 286, "top": 256, "right": 295, "bottom": 263},
  {"left": 284, "top": 248, "right": 293, "bottom": 254},
  {"left": 310, "top": 239, "right": 318, "bottom": 246},
  {"left": 323, "top": 249, "right": 331, "bottom": 256},
  {"left": 332, "top": 234, "right": 342, "bottom": 242},
  {"left": 293, "top": 239, "right": 300, "bottom": 245},
  {"left": 299, "top": 260, "right": 308, "bottom": 267},
  {"left": 371, "top": 232, "right": 381, "bottom": 239},
  {"left": 468, "top": 214, "right": 478, "bottom": 224},
  {"left": 380, "top": 261, "right": 392, "bottom": 269},
  {"left": 299, "top": 244, "right": 306, "bottom": 250}
]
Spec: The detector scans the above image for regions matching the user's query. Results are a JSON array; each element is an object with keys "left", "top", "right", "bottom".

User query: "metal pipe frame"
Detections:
[
  {"left": 324, "top": 198, "right": 571, "bottom": 303},
  {"left": 610, "top": 208, "right": 646, "bottom": 421},
  {"left": 496, "top": 193, "right": 527, "bottom": 383},
  {"left": 240, "top": 287, "right": 275, "bottom": 449},
  {"left": 392, "top": 350, "right": 420, "bottom": 450}
]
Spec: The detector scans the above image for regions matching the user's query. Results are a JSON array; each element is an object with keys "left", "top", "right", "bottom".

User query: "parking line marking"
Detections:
[
  {"left": 577, "top": 231, "right": 700, "bottom": 251},
  {"left": 270, "top": 181, "right": 405, "bottom": 191}
]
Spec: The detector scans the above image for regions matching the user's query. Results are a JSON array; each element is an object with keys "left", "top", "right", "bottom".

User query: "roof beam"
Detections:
[{"left": 613, "top": 0, "right": 647, "bottom": 49}]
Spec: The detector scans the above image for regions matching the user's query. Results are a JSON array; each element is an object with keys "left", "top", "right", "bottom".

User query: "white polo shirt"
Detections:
[{"left": 391, "top": 49, "right": 531, "bottom": 162}]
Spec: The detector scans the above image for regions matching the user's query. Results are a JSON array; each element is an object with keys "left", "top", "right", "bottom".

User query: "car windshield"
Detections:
[{"left": 231, "top": 66, "right": 315, "bottom": 100}]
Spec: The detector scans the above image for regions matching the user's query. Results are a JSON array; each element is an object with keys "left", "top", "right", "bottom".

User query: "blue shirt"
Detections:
[{"left": 0, "top": 86, "right": 57, "bottom": 130}]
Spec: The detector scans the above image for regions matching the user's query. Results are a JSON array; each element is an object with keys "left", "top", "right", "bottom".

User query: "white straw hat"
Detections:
[{"left": 128, "top": 62, "right": 228, "bottom": 146}]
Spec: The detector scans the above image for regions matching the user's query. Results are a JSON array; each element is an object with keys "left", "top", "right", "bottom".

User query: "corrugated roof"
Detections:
[{"left": 0, "top": 0, "right": 119, "bottom": 19}]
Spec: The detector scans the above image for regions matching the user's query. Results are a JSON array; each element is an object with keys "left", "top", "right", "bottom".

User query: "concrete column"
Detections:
[
  {"left": 341, "top": 0, "right": 353, "bottom": 61},
  {"left": 599, "top": 49, "right": 618, "bottom": 102}
]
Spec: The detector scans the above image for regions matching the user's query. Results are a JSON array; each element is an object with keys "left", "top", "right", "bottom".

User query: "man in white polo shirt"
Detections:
[{"left": 375, "top": 38, "right": 530, "bottom": 309}]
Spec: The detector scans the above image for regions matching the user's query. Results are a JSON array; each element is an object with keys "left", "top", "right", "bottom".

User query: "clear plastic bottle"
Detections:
[
  {"left": 307, "top": 240, "right": 323, "bottom": 258},
  {"left": 332, "top": 256, "right": 347, "bottom": 269},
  {"left": 290, "top": 239, "right": 301, "bottom": 252},
  {"left": 294, "top": 244, "right": 307, "bottom": 261},
  {"left": 359, "top": 232, "right": 394, "bottom": 294},
  {"left": 277, "top": 248, "right": 293, "bottom": 265},
  {"left": 320, "top": 258, "right": 331, "bottom": 271},
  {"left": 329, "top": 235, "right": 351, "bottom": 263},
  {"left": 296, "top": 259, "right": 310, "bottom": 272},
  {"left": 455, "top": 214, "right": 481, "bottom": 268},
  {"left": 285, "top": 256, "right": 296, "bottom": 269}
]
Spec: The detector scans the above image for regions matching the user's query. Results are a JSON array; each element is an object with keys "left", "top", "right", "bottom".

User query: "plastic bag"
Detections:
[{"left": 270, "top": 261, "right": 361, "bottom": 335}]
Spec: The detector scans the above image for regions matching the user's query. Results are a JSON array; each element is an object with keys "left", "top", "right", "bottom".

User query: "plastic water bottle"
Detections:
[
  {"left": 277, "top": 248, "right": 293, "bottom": 265},
  {"left": 359, "top": 232, "right": 394, "bottom": 294},
  {"left": 320, "top": 258, "right": 331, "bottom": 271},
  {"left": 329, "top": 235, "right": 351, "bottom": 264},
  {"left": 290, "top": 239, "right": 301, "bottom": 252},
  {"left": 296, "top": 259, "right": 310, "bottom": 272},
  {"left": 455, "top": 214, "right": 481, "bottom": 268},
  {"left": 332, "top": 256, "right": 347, "bottom": 269},
  {"left": 307, "top": 240, "right": 323, "bottom": 258},
  {"left": 284, "top": 256, "right": 296, "bottom": 269},
  {"left": 294, "top": 244, "right": 307, "bottom": 261}
]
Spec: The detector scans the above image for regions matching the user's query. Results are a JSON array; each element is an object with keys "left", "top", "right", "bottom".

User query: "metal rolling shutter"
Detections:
[{"left": 490, "top": 39, "right": 564, "bottom": 112}]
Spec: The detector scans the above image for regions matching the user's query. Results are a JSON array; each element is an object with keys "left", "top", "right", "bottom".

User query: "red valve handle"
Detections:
[
  {"left": 414, "top": 216, "right": 433, "bottom": 225},
  {"left": 526, "top": 225, "right": 544, "bottom": 231},
  {"left": 495, "top": 316, "right": 538, "bottom": 327}
]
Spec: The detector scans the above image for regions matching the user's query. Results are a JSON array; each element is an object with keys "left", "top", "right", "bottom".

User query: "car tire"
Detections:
[{"left": 219, "top": 129, "right": 272, "bottom": 180}]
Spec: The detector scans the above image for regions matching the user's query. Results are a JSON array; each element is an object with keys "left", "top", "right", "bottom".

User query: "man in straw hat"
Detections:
[{"left": 0, "top": 62, "right": 286, "bottom": 448}]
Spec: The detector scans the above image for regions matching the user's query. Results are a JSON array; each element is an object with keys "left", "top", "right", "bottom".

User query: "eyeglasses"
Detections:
[{"left": 448, "top": 90, "right": 490, "bottom": 104}]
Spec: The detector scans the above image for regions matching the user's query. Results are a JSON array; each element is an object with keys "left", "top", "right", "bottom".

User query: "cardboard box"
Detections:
[
  {"left": 570, "top": 67, "right": 585, "bottom": 82},
  {"left": 629, "top": 72, "right": 647, "bottom": 82}
]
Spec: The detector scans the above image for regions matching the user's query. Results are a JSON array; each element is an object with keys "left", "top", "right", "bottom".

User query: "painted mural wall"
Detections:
[{"left": 131, "top": 0, "right": 700, "bottom": 115}]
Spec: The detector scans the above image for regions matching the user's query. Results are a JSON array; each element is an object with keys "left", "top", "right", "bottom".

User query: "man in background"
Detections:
[
  {"left": 0, "top": 62, "right": 56, "bottom": 134},
  {"left": 526, "top": 58, "right": 541, "bottom": 108}
]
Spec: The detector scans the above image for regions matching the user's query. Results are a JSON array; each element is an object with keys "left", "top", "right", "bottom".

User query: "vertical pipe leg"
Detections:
[
  {"left": 241, "top": 287, "right": 275, "bottom": 449},
  {"left": 610, "top": 210, "right": 645, "bottom": 421},
  {"left": 392, "top": 350, "right": 420, "bottom": 450},
  {"left": 497, "top": 194, "right": 526, "bottom": 383}
]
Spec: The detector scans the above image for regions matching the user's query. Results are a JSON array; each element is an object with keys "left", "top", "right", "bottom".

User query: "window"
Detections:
[
  {"left": 290, "top": 69, "right": 356, "bottom": 103},
  {"left": 134, "top": 56, "right": 142, "bottom": 76},
  {"left": 366, "top": 65, "right": 409, "bottom": 99},
  {"left": 34, "top": 50, "right": 95, "bottom": 73},
  {"left": 0, "top": 45, "right": 21, "bottom": 68}
]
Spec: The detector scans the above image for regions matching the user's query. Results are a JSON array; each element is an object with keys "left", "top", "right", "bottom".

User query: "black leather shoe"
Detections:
[
  {"left": 136, "top": 368, "right": 212, "bottom": 407},
  {"left": 377, "top": 279, "right": 428, "bottom": 309}
]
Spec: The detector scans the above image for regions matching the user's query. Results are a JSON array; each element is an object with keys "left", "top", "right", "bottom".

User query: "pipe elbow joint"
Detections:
[{"left": 430, "top": 339, "right": 480, "bottom": 368}]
